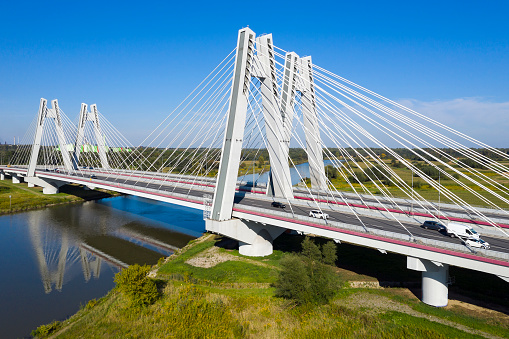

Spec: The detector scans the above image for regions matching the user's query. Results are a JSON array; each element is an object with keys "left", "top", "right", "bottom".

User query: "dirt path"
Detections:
[{"left": 185, "top": 245, "right": 273, "bottom": 269}]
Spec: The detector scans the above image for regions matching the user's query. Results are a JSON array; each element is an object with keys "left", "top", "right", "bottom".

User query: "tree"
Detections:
[
  {"left": 258, "top": 155, "right": 265, "bottom": 168},
  {"left": 274, "top": 237, "right": 340, "bottom": 305},
  {"left": 301, "top": 236, "right": 322, "bottom": 262},
  {"left": 321, "top": 241, "right": 338, "bottom": 266}
]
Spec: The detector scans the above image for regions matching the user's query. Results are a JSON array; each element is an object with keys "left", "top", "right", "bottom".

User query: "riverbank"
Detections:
[
  {"left": 36, "top": 233, "right": 509, "bottom": 338},
  {"left": 0, "top": 180, "right": 121, "bottom": 215}
]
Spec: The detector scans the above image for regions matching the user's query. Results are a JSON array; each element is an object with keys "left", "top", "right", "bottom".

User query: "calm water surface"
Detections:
[
  {"left": 0, "top": 195, "right": 204, "bottom": 338},
  {"left": 238, "top": 159, "right": 335, "bottom": 185}
]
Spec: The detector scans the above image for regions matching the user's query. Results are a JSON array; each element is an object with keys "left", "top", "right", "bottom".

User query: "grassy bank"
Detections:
[
  {"left": 37, "top": 233, "right": 509, "bottom": 339},
  {"left": 0, "top": 180, "right": 120, "bottom": 215}
]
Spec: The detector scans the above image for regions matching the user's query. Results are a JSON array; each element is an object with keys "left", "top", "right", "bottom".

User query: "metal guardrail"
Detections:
[{"left": 234, "top": 203, "right": 509, "bottom": 262}]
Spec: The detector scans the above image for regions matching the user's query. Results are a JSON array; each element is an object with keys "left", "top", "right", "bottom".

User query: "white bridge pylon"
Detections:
[
  {"left": 28, "top": 98, "right": 74, "bottom": 177},
  {"left": 74, "top": 103, "right": 110, "bottom": 170},
  {"left": 211, "top": 28, "right": 327, "bottom": 222}
]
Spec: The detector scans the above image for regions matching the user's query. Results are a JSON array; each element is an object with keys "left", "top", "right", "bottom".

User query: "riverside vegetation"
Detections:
[
  {"left": 0, "top": 180, "right": 120, "bottom": 215},
  {"left": 32, "top": 233, "right": 509, "bottom": 338}
]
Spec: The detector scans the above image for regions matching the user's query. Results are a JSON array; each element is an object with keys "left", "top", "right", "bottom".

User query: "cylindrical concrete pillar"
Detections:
[{"left": 422, "top": 264, "right": 449, "bottom": 307}]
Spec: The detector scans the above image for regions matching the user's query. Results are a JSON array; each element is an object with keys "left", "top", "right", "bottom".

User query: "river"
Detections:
[
  {"left": 0, "top": 195, "right": 204, "bottom": 338},
  {"left": 238, "top": 159, "right": 335, "bottom": 185},
  {"left": 1, "top": 160, "right": 328, "bottom": 338}
]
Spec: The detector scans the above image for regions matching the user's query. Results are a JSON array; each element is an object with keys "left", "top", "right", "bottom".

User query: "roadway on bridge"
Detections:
[{"left": 33, "top": 169, "right": 509, "bottom": 256}]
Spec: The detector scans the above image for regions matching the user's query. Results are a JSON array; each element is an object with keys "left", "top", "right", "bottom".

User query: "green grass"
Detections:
[
  {"left": 0, "top": 180, "right": 119, "bottom": 214},
  {"left": 353, "top": 288, "right": 509, "bottom": 338},
  {"left": 158, "top": 237, "right": 277, "bottom": 284},
  {"left": 39, "top": 234, "right": 509, "bottom": 339}
]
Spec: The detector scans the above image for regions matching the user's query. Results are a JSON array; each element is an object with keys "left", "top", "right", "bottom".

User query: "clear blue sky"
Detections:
[{"left": 1, "top": 0, "right": 508, "bottom": 146}]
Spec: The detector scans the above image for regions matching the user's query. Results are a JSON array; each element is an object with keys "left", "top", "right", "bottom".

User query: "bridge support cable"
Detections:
[
  {"left": 156, "top": 74, "right": 235, "bottom": 184},
  {"left": 312, "top": 67, "right": 509, "bottom": 195},
  {"left": 120, "top": 49, "right": 237, "bottom": 181},
  {"left": 27, "top": 99, "right": 73, "bottom": 176},
  {"left": 117, "top": 51, "right": 237, "bottom": 193},
  {"left": 310, "top": 73, "right": 509, "bottom": 236},
  {"left": 314, "top": 93, "right": 439, "bottom": 218},
  {"left": 120, "top": 48, "right": 237, "bottom": 175},
  {"left": 302, "top": 66, "right": 508, "bottom": 227},
  {"left": 314, "top": 64, "right": 509, "bottom": 164},
  {"left": 274, "top": 43, "right": 508, "bottom": 239},
  {"left": 313, "top": 70, "right": 509, "bottom": 205},
  {"left": 9, "top": 115, "right": 38, "bottom": 167},
  {"left": 314, "top": 83, "right": 504, "bottom": 234},
  {"left": 211, "top": 27, "right": 256, "bottom": 221}
]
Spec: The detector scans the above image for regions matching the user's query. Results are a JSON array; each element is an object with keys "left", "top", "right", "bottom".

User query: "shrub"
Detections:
[
  {"left": 274, "top": 237, "right": 340, "bottom": 304},
  {"left": 31, "top": 321, "right": 61, "bottom": 338},
  {"left": 85, "top": 298, "right": 98, "bottom": 310},
  {"left": 274, "top": 254, "right": 312, "bottom": 304},
  {"left": 114, "top": 264, "right": 160, "bottom": 307}
]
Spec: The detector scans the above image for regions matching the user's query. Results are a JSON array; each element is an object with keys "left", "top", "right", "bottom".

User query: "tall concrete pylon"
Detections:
[
  {"left": 211, "top": 27, "right": 256, "bottom": 221},
  {"left": 255, "top": 34, "right": 293, "bottom": 199},
  {"left": 299, "top": 56, "right": 327, "bottom": 190},
  {"left": 27, "top": 98, "right": 73, "bottom": 177},
  {"left": 72, "top": 103, "right": 110, "bottom": 169}
]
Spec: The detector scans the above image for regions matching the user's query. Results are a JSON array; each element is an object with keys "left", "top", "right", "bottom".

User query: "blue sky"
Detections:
[{"left": 1, "top": 1, "right": 508, "bottom": 146}]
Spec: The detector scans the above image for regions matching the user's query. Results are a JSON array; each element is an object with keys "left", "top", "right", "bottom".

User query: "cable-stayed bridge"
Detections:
[{"left": 2, "top": 27, "right": 509, "bottom": 307}]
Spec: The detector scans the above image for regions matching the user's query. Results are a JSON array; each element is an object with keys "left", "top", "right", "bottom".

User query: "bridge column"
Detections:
[
  {"left": 299, "top": 56, "right": 327, "bottom": 190},
  {"left": 281, "top": 52, "right": 299, "bottom": 165},
  {"left": 0, "top": 171, "right": 5, "bottom": 180},
  {"left": 12, "top": 174, "right": 23, "bottom": 184},
  {"left": 255, "top": 34, "right": 293, "bottom": 199},
  {"left": 25, "top": 176, "right": 68, "bottom": 194},
  {"left": 206, "top": 219, "right": 285, "bottom": 257},
  {"left": 91, "top": 104, "right": 110, "bottom": 170},
  {"left": 407, "top": 256, "right": 449, "bottom": 307},
  {"left": 211, "top": 27, "right": 256, "bottom": 221}
]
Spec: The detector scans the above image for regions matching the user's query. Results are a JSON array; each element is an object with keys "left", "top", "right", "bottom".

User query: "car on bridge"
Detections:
[
  {"left": 421, "top": 220, "right": 446, "bottom": 231},
  {"left": 309, "top": 210, "right": 329, "bottom": 219},
  {"left": 463, "top": 238, "right": 490, "bottom": 249},
  {"left": 271, "top": 201, "right": 286, "bottom": 209},
  {"left": 90, "top": 175, "right": 97, "bottom": 179}
]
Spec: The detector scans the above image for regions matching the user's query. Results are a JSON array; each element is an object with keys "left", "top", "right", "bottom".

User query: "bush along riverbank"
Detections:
[
  {"left": 0, "top": 180, "right": 121, "bottom": 215},
  {"left": 33, "top": 233, "right": 509, "bottom": 338}
]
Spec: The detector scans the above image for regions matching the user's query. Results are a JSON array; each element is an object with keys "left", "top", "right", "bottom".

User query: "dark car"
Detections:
[
  {"left": 271, "top": 201, "right": 286, "bottom": 209},
  {"left": 422, "top": 220, "right": 445, "bottom": 231}
]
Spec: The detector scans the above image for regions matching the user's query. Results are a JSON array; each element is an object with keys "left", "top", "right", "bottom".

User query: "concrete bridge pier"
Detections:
[
  {"left": 206, "top": 218, "right": 285, "bottom": 257},
  {"left": 12, "top": 174, "right": 23, "bottom": 184},
  {"left": 25, "top": 177, "right": 68, "bottom": 194},
  {"left": 408, "top": 256, "right": 449, "bottom": 307},
  {"left": 0, "top": 171, "right": 4, "bottom": 180}
]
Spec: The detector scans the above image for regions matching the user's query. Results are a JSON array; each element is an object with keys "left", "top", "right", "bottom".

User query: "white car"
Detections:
[
  {"left": 309, "top": 210, "right": 329, "bottom": 219},
  {"left": 463, "top": 238, "right": 490, "bottom": 249}
]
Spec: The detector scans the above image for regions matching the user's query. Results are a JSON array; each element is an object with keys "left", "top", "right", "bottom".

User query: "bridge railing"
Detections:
[{"left": 233, "top": 203, "right": 509, "bottom": 262}]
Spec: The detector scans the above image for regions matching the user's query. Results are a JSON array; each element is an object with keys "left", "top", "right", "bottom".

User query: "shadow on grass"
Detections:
[{"left": 272, "top": 233, "right": 509, "bottom": 312}]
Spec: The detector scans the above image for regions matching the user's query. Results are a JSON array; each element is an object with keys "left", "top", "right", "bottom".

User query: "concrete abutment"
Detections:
[{"left": 206, "top": 218, "right": 285, "bottom": 257}]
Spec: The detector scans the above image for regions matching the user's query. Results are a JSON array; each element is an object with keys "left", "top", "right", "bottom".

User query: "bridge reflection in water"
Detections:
[
  {"left": 26, "top": 195, "right": 200, "bottom": 294},
  {"left": 0, "top": 195, "right": 203, "bottom": 338}
]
